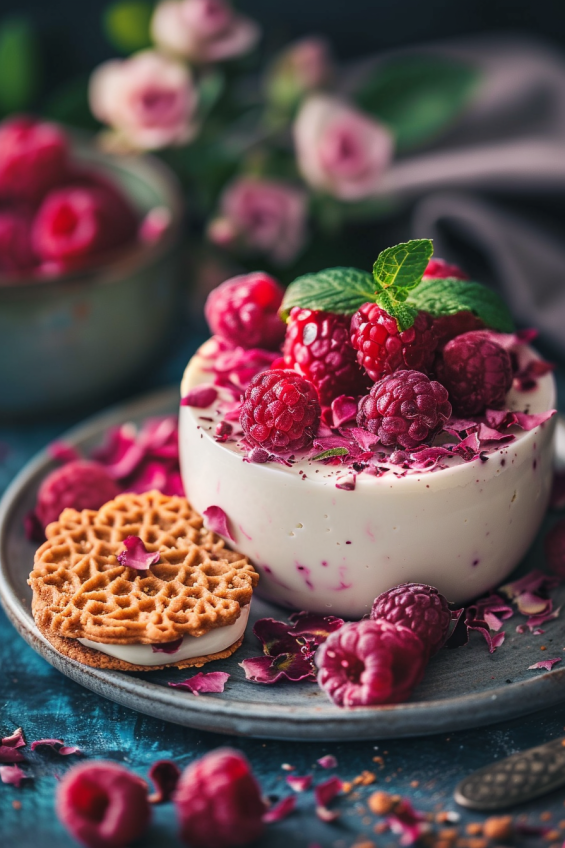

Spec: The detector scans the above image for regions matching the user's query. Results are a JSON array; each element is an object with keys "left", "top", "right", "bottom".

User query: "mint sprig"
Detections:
[
  {"left": 372, "top": 239, "right": 433, "bottom": 330},
  {"left": 407, "top": 277, "right": 515, "bottom": 333},
  {"left": 280, "top": 267, "right": 375, "bottom": 320}
]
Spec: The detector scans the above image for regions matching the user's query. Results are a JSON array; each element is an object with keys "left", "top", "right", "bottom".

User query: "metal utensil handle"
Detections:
[{"left": 454, "top": 736, "right": 565, "bottom": 810}]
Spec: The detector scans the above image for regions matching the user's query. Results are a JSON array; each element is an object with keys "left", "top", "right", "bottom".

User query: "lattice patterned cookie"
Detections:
[{"left": 29, "top": 490, "right": 258, "bottom": 669}]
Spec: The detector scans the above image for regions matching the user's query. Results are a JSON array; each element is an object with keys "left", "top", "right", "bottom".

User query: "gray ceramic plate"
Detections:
[{"left": 1, "top": 387, "right": 565, "bottom": 741}]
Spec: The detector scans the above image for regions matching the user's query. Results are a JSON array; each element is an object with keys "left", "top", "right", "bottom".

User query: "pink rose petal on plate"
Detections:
[
  {"left": 0, "top": 764, "right": 26, "bottom": 786},
  {"left": 528, "top": 658, "right": 562, "bottom": 671},
  {"left": 239, "top": 653, "right": 315, "bottom": 683},
  {"left": 117, "top": 536, "right": 160, "bottom": 570},
  {"left": 202, "top": 505, "right": 235, "bottom": 541},
  {"left": 286, "top": 774, "right": 312, "bottom": 792},
  {"left": 317, "top": 755, "right": 337, "bottom": 769},
  {"left": 527, "top": 605, "right": 561, "bottom": 631},
  {"left": 148, "top": 759, "right": 181, "bottom": 803},
  {"left": 0, "top": 746, "right": 25, "bottom": 763},
  {"left": 253, "top": 618, "right": 304, "bottom": 657},
  {"left": 152, "top": 637, "right": 184, "bottom": 655},
  {"left": 289, "top": 611, "right": 344, "bottom": 648},
  {"left": 168, "top": 671, "right": 230, "bottom": 695},
  {"left": 262, "top": 794, "right": 296, "bottom": 823},
  {"left": 2, "top": 728, "right": 25, "bottom": 749},
  {"left": 331, "top": 395, "right": 358, "bottom": 428},
  {"left": 181, "top": 385, "right": 218, "bottom": 408}
]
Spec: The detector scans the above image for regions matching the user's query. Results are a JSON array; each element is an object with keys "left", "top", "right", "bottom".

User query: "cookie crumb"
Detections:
[{"left": 483, "top": 816, "right": 513, "bottom": 841}]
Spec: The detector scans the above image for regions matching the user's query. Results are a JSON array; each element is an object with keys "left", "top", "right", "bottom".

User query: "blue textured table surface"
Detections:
[{"left": 2, "top": 331, "right": 565, "bottom": 848}]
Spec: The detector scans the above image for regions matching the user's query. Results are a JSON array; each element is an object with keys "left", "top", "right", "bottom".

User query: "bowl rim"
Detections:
[{"left": 0, "top": 139, "right": 184, "bottom": 298}]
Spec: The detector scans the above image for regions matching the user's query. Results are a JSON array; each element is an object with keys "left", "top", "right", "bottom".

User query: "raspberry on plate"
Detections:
[
  {"left": 240, "top": 369, "right": 320, "bottom": 453},
  {"left": 423, "top": 257, "right": 468, "bottom": 280},
  {"left": 316, "top": 618, "right": 427, "bottom": 706},
  {"left": 371, "top": 583, "right": 451, "bottom": 657},
  {"left": 174, "top": 748, "right": 265, "bottom": 848},
  {"left": 350, "top": 303, "right": 437, "bottom": 382},
  {"left": 435, "top": 330, "right": 513, "bottom": 416},
  {"left": 432, "top": 311, "right": 486, "bottom": 350},
  {"left": 357, "top": 370, "right": 452, "bottom": 450},
  {"left": 282, "top": 307, "right": 369, "bottom": 406},
  {"left": 0, "top": 116, "right": 69, "bottom": 202},
  {"left": 205, "top": 272, "right": 286, "bottom": 351},
  {"left": 56, "top": 761, "right": 151, "bottom": 848},
  {"left": 35, "top": 460, "right": 120, "bottom": 528}
]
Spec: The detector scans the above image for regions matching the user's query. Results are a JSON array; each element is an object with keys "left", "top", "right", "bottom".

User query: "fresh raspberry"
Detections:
[
  {"left": 174, "top": 748, "right": 265, "bottom": 848},
  {"left": 205, "top": 272, "right": 286, "bottom": 350},
  {"left": 32, "top": 184, "right": 137, "bottom": 264},
  {"left": 350, "top": 304, "right": 437, "bottom": 382},
  {"left": 432, "top": 311, "right": 485, "bottom": 350},
  {"left": 371, "top": 583, "right": 451, "bottom": 657},
  {"left": 240, "top": 369, "right": 320, "bottom": 453},
  {"left": 56, "top": 761, "right": 151, "bottom": 848},
  {"left": 0, "top": 210, "right": 36, "bottom": 274},
  {"left": 0, "top": 116, "right": 69, "bottom": 202},
  {"left": 282, "top": 307, "right": 369, "bottom": 406},
  {"left": 35, "top": 460, "right": 120, "bottom": 528},
  {"left": 435, "top": 331, "right": 513, "bottom": 416},
  {"left": 357, "top": 370, "right": 451, "bottom": 450},
  {"left": 316, "top": 618, "right": 427, "bottom": 706},
  {"left": 423, "top": 258, "right": 468, "bottom": 280}
]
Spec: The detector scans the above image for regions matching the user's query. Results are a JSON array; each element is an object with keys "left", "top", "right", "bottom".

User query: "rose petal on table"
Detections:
[
  {"left": 168, "top": 671, "right": 230, "bottom": 695},
  {"left": 286, "top": 774, "right": 312, "bottom": 792},
  {"left": 202, "top": 506, "right": 235, "bottom": 541},
  {"left": 317, "top": 755, "right": 337, "bottom": 769},
  {"left": 117, "top": 536, "right": 160, "bottom": 570},
  {"left": 0, "top": 764, "right": 26, "bottom": 787},
  {"left": 2, "top": 728, "right": 25, "bottom": 749},
  {"left": 262, "top": 794, "right": 296, "bottom": 823},
  {"left": 31, "top": 738, "right": 81, "bottom": 755},
  {"left": 528, "top": 658, "right": 562, "bottom": 671},
  {"left": 315, "top": 776, "right": 342, "bottom": 808},
  {"left": 148, "top": 759, "right": 181, "bottom": 803},
  {"left": 0, "top": 746, "right": 25, "bottom": 763}
]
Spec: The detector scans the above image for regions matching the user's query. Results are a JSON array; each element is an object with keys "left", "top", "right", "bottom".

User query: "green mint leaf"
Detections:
[
  {"left": 375, "top": 292, "right": 419, "bottom": 332},
  {"left": 280, "top": 267, "right": 375, "bottom": 320},
  {"left": 311, "top": 448, "right": 350, "bottom": 461},
  {"left": 373, "top": 239, "right": 433, "bottom": 293},
  {"left": 407, "top": 278, "right": 515, "bottom": 332},
  {"left": 355, "top": 56, "right": 480, "bottom": 153}
]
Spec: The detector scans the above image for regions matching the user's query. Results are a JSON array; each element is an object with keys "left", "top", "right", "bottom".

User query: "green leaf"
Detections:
[
  {"left": 0, "top": 17, "right": 37, "bottom": 114},
  {"left": 103, "top": 1, "right": 153, "bottom": 54},
  {"left": 355, "top": 56, "right": 480, "bottom": 152},
  {"left": 373, "top": 239, "right": 433, "bottom": 293},
  {"left": 311, "top": 448, "right": 350, "bottom": 461},
  {"left": 280, "top": 266, "right": 375, "bottom": 320},
  {"left": 407, "top": 277, "right": 515, "bottom": 332},
  {"left": 197, "top": 71, "right": 226, "bottom": 122},
  {"left": 375, "top": 289, "right": 419, "bottom": 332}
]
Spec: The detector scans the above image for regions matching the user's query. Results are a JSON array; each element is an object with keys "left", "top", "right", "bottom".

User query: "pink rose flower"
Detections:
[
  {"left": 151, "top": 0, "right": 260, "bottom": 64},
  {"left": 293, "top": 95, "right": 394, "bottom": 201},
  {"left": 208, "top": 177, "right": 307, "bottom": 265},
  {"left": 89, "top": 50, "right": 198, "bottom": 150}
]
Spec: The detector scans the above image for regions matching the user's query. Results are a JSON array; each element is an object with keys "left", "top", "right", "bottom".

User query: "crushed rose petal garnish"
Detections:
[
  {"left": 262, "top": 794, "right": 296, "bottom": 823},
  {"left": 317, "top": 755, "right": 337, "bottom": 769},
  {"left": 314, "top": 776, "right": 342, "bottom": 808},
  {"left": 202, "top": 505, "right": 235, "bottom": 541},
  {"left": 117, "top": 536, "right": 160, "bottom": 570},
  {"left": 387, "top": 798, "right": 430, "bottom": 846},
  {"left": 240, "top": 653, "right": 315, "bottom": 684},
  {"left": 181, "top": 385, "right": 218, "bottom": 409},
  {"left": 31, "top": 738, "right": 81, "bottom": 755},
  {"left": 0, "top": 764, "right": 26, "bottom": 787},
  {"left": 148, "top": 759, "right": 181, "bottom": 803},
  {"left": 0, "top": 746, "right": 25, "bottom": 763},
  {"left": 168, "top": 671, "right": 230, "bottom": 696},
  {"left": 286, "top": 774, "right": 313, "bottom": 792},
  {"left": 2, "top": 727, "right": 25, "bottom": 748}
]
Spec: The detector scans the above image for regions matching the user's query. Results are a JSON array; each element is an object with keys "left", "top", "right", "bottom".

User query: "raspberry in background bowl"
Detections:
[{"left": 0, "top": 121, "right": 183, "bottom": 418}]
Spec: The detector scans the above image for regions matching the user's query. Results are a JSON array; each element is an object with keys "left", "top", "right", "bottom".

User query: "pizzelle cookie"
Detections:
[{"left": 28, "top": 490, "right": 259, "bottom": 671}]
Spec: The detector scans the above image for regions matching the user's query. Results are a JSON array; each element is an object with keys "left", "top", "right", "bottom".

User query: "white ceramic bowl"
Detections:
[{"left": 179, "top": 342, "right": 556, "bottom": 617}]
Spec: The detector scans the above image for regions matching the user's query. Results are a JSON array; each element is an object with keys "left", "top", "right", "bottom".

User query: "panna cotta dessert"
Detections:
[{"left": 179, "top": 242, "right": 557, "bottom": 617}]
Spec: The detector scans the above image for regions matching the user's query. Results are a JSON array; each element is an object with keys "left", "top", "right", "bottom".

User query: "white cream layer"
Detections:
[{"left": 78, "top": 605, "right": 250, "bottom": 667}]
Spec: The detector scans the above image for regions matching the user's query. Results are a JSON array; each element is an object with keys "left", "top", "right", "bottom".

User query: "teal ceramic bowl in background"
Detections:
[{"left": 0, "top": 142, "right": 184, "bottom": 418}]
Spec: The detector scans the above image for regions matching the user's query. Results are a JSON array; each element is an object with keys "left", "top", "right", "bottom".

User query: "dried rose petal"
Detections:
[
  {"left": 485, "top": 408, "right": 556, "bottom": 432},
  {"left": 239, "top": 653, "right": 315, "bottom": 684},
  {"left": 262, "top": 795, "right": 296, "bottom": 823},
  {"left": 151, "top": 637, "right": 183, "bottom": 655},
  {"left": 2, "top": 727, "right": 25, "bottom": 748},
  {"left": 288, "top": 611, "right": 344, "bottom": 648},
  {"left": 253, "top": 618, "right": 304, "bottom": 657},
  {"left": 388, "top": 798, "right": 429, "bottom": 846},
  {"left": 0, "top": 746, "right": 25, "bottom": 763},
  {"left": 545, "top": 519, "right": 565, "bottom": 577},
  {"left": 31, "top": 738, "right": 81, "bottom": 755},
  {"left": 526, "top": 606, "right": 561, "bottom": 631},
  {"left": 315, "top": 776, "right": 342, "bottom": 808},
  {"left": 202, "top": 506, "right": 235, "bottom": 541},
  {"left": 117, "top": 536, "right": 160, "bottom": 570},
  {"left": 286, "top": 774, "right": 312, "bottom": 792},
  {"left": 169, "top": 672, "right": 230, "bottom": 696},
  {"left": 148, "top": 759, "right": 181, "bottom": 804},
  {"left": 57, "top": 761, "right": 151, "bottom": 848},
  {"left": 317, "top": 755, "right": 337, "bottom": 769},
  {"left": 528, "top": 658, "right": 562, "bottom": 671},
  {"left": 181, "top": 385, "right": 218, "bottom": 408},
  {"left": 0, "top": 764, "right": 26, "bottom": 787},
  {"left": 331, "top": 395, "right": 358, "bottom": 428}
]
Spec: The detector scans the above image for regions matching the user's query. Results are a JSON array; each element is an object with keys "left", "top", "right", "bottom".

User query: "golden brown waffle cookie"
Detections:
[{"left": 29, "top": 490, "right": 258, "bottom": 649}]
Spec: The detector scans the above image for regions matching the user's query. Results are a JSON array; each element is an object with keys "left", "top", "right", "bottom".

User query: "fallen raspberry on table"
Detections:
[
  {"left": 240, "top": 369, "right": 320, "bottom": 453},
  {"left": 435, "top": 330, "right": 513, "bottom": 416},
  {"left": 56, "top": 760, "right": 151, "bottom": 848},
  {"left": 35, "top": 459, "right": 120, "bottom": 528},
  {"left": 282, "top": 307, "right": 369, "bottom": 406},
  {"left": 432, "top": 311, "right": 486, "bottom": 349},
  {"left": 316, "top": 618, "right": 427, "bottom": 706},
  {"left": 423, "top": 257, "right": 468, "bottom": 280},
  {"left": 0, "top": 116, "right": 69, "bottom": 202},
  {"left": 357, "top": 370, "right": 452, "bottom": 449},
  {"left": 174, "top": 748, "right": 265, "bottom": 848},
  {"left": 350, "top": 304, "right": 437, "bottom": 382},
  {"left": 371, "top": 583, "right": 451, "bottom": 657},
  {"left": 205, "top": 272, "right": 286, "bottom": 350}
]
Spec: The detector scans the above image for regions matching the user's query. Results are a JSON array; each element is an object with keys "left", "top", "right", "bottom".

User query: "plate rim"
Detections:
[{"left": 1, "top": 387, "right": 565, "bottom": 741}]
